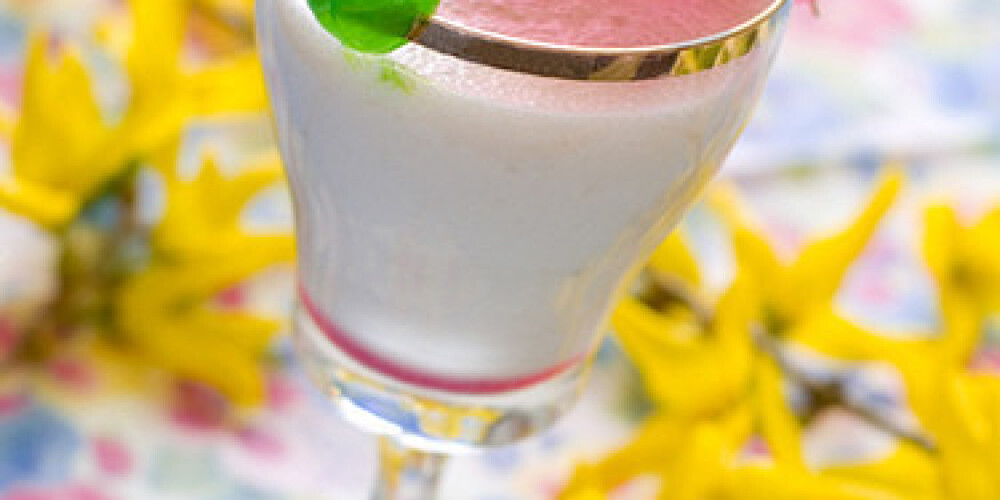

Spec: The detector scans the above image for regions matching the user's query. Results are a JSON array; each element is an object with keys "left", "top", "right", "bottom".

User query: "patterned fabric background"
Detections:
[{"left": 0, "top": 0, "right": 996, "bottom": 498}]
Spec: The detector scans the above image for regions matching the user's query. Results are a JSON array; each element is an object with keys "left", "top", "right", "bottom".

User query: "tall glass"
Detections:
[{"left": 257, "top": 0, "right": 790, "bottom": 497}]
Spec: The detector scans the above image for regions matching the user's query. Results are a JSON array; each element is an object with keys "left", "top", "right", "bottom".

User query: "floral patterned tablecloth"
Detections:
[{"left": 0, "top": 0, "right": 997, "bottom": 499}]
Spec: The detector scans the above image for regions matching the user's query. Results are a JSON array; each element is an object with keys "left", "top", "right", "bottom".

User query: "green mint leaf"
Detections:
[{"left": 308, "top": 0, "right": 441, "bottom": 54}]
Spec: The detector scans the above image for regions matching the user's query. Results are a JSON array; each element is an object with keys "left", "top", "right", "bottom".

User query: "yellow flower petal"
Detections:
[
  {"left": 783, "top": 169, "right": 902, "bottom": 321},
  {"left": 646, "top": 232, "right": 701, "bottom": 289},
  {"left": 571, "top": 415, "right": 691, "bottom": 493},
  {"left": 126, "top": 0, "right": 186, "bottom": 113},
  {"left": 922, "top": 203, "right": 985, "bottom": 367},
  {"left": 2, "top": 35, "right": 126, "bottom": 226},
  {"left": 132, "top": 322, "right": 267, "bottom": 406},
  {"left": 926, "top": 374, "right": 1000, "bottom": 499},
  {"left": 183, "top": 309, "right": 283, "bottom": 354},
  {"left": 712, "top": 169, "right": 902, "bottom": 333},
  {"left": 112, "top": 146, "right": 293, "bottom": 407},
  {"left": 755, "top": 355, "right": 805, "bottom": 469},
  {"left": 183, "top": 52, "right": 269, "bottom": 115},
  {"left": 711, "top": 184, "right": 783, "bottom": 301},
  {"left": 613, "top": 284, "right": 753, "bottom": 418},
  {"left": 0, "top": 101, "right": 14, "bottom": 139},
  {"left": 153, "top": 147, "right": 291, "bottom": 261},
  {"left": 0, "top": 178, "right": 81, "bottom": 228},
  {"left": 720, "top": 466, "right": 914, "bottom": 500}
]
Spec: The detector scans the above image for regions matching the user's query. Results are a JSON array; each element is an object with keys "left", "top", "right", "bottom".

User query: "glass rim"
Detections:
[{"left": 409, "top": 0, "right": 791, "bottom": 81}]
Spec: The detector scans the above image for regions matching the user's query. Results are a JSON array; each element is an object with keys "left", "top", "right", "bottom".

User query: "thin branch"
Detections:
[{"left": 752, "top": 325, "right": 937, "bottom": 453}]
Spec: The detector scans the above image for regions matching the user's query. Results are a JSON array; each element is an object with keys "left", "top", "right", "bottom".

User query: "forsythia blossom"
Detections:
[
  {"left": 0, "top": 0, "right": 288, "bottom": 409},
  {"left": 560, "top": 170, "right": 976, "bottom": 500}
]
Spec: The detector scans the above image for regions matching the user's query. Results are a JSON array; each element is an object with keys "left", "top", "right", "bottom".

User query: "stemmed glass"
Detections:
[{"left": 256, "top": 0, "right": 791, "bottom": 497}]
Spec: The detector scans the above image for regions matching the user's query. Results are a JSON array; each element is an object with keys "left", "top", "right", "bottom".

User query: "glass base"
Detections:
[{"left": 294, "top": 306, "right": 591, "bottom": 453}]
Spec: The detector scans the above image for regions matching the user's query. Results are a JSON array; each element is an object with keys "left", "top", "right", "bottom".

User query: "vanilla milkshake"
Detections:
[{"left": 258, "top": 0, "right": 787, "bottom": 395}]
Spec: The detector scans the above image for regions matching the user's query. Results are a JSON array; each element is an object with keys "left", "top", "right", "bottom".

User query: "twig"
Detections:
[
  {"left": 634, "top": 269, "right": 714, "bottom": 328},
  {"left": 752, "top": 325, "right": 937, "bottom": 453}
]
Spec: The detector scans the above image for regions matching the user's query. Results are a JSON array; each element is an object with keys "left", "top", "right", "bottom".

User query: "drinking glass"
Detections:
[{"left": 256, "top": 0, "right": 791, "bottom": 497}]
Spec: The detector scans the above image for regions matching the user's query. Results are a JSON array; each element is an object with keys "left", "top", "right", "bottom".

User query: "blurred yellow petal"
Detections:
[
  {"left": 823, "top": 442, "right": 942, "bottom": 500},
  {"left": 3, "top": 35, "right": 126, "bottom": 226},
  {"left": 184, "top": 52, "right": 269, "bottom": 115},
  {"left": 711, "top": 169, "right": 901, "bottom": 333},
  {"left": 153, "top": 148, "right": 291, "bottom": 261},
  {"left": 183, "top": 309, "right": 283, "bottom": 354},
  {"left": 112, "top": 145, "right": 293, "bottom": 407},
  {"left": 966, "top": 208, "right": 1000, "bottom": 297},
  {"left": 114, "top": 258, "right": 289, "bottom": 407},
  {"left": 719, "top": 466, "right": 914, "bottom": 500},
  {"left": 656, "top": 422, "right": 728, "bottom": 500},
  {"left": 583, "top": 168, "right": 917, "bottom": 499},
  {"left": 646, "top": 232, "right": 701, "bottom": 289},
  {"left": 783, "top": 169, "right": 902, "bottom": 320},
  {"left": 126, "top": 0, "right": 185, "bottom": 113},
  {"left": 923, "top": 374, "right": 1000, "bottom": 499},
  {"left": 132, "top": 323, "right": 267, "bottom": 406},
  {"left": 567, "top": 415, "right": 690, "bottom": 493},
  {"left": 120, "top": 0, "right": 267, "bottom": 160},
  {"left": 923, "top": 203, "right": 961, "bottom": 288},
  {"left": 922, "top": 203, "right": 985, "bottom": 367},
  {"left": 0, "top": 179, "right": 81, "bottom": 228},
  {"left": 15, "top": 37, "right": 107, "bottom": 183},
  {"left": 755, "top": 356, "right": 805, "bottom": 469},
  {"left": 711, "top": 185, "right": 783, "bottom": 300},
  {"left": 0, "top": 102, "right": 14, "bottom": 139},
  {"left": 558, "top": 466, "right": 610, "bottom": 500},
  {"left": 613, "top": 284, "right": 753, "bottom": 418}
]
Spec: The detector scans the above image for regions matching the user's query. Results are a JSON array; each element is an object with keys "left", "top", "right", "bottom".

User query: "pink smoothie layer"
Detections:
[{"left": 438, "top": 0, "right": 777, "bottom": 47}]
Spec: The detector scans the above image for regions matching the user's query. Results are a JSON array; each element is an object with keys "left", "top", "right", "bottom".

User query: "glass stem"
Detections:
[{"left": 372, "top": 437, "right": 447, "bottom": 500}]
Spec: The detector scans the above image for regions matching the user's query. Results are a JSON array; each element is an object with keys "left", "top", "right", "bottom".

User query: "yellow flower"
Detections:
[
  {"left": 113, "top": 256, "right": 287, "bottom": 406},
  {"left": 569, "top": 169, "right": 911, "bottom": 499},
  {"left": 1, "top": 0, "right": 268, "bottom": 229},
  {"left": 920, "top": 203, "right": 1000, "bottom": 498},
  {"left": 906, "top": 207, "right": 1000, "bottom": 493},
  {"left": 922, "top": 203, "right": 995, "bottom": 367},
  {"left": 712, "top": 169, "right": 903, "bottom": 335},
  {"left": 613, "top": 233, "right": 755, "bottom": 419},
  {"left": 784, "top": 315, "right": 943, "bottom": 497},
  {"left": 715, "top": 169, "right": 904, "bottom": 469},
  {"left": 559, "top": 411, "right": 749, "bottom": 500},
  {"left": 615, "top": 169, "right": 903, "bottom": 425},
  {"left": 113, "top": 147, "right": 294, "bottom": 407},
  {"left": 0, "top": 36, "right": 125, "bottom": 227},
  {"left": 119, "top": 0, "right": 267, "bottom": 155},
  {"left": 1, "top": 0, "right": 282, "bottom": 411},
  {"left": 152, "top": 146, "right": 290, "bottom": 261},
  {"left": 717, "top": 170, "right": 947, "bottom": 496}
]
